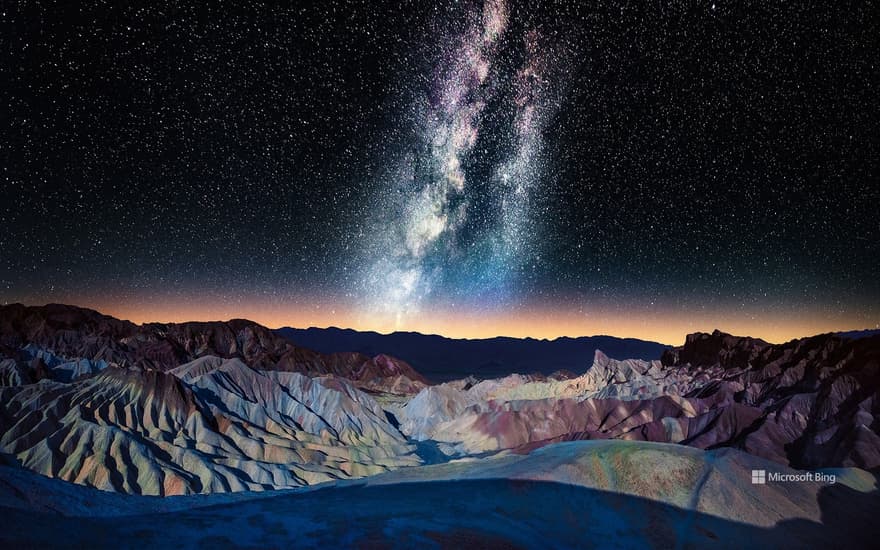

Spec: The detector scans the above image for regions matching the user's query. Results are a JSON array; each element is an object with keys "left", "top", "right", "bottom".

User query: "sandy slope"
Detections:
[{"left": 1, "top": 440, "right": 877, "bottom": 548}]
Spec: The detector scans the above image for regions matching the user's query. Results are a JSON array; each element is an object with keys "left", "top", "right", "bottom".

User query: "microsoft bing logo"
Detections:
[{"left": 749, "top": 469, "right": 835, "bottom": 485}]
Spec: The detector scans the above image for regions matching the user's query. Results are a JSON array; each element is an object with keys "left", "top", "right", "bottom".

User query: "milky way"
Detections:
[
  {"left": 358, "top": 0, "right": 576, "bottom": 327},
  {"left": 1, "top": 1, "right": 878, "bottom": 342}
]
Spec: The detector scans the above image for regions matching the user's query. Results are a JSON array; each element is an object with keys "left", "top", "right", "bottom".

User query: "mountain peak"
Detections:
[{"left": 0, "top": 303, "right": 429, "bottom": 395}]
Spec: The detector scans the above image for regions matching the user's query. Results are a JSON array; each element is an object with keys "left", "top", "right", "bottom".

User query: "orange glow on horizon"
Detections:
[{"left": 36, "top": 293, "right": 877, "bottom": 347}]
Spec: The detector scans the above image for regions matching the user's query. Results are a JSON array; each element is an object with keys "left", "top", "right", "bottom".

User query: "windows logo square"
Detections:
[{"left": 751, "top": 470, "right": 766, "bottom": 484}]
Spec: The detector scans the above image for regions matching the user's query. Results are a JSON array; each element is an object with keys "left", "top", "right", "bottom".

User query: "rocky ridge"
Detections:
[
  {"left": 397, "top": 330, "right": 880, "bottom": 469},
  {"left": 0, "top": 303, "right": 428, "bottom": 395}
]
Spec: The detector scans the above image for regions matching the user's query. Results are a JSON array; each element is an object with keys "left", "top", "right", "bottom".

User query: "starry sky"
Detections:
[{"left": 2, "top": 1, "right": 878, "bottom": 344}]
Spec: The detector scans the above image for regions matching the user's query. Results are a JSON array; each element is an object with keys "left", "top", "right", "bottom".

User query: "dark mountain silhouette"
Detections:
[
  {"left": 0, "top": 303, "right": 428, "bottom": 394},
  {"left": 275, "top": 326, "right": 668, "bottom": 382},
  {"left": 837, "top": 328, "right": 880, "bottom": 340}
]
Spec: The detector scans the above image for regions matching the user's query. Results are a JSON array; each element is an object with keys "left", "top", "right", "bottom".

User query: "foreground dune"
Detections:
[{"left": 1, "top": 440, "right": 877, "bottom": 548}]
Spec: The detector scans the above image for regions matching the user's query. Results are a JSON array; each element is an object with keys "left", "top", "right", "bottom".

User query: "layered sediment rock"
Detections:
[
  {"left": 0, "top": 357, "right": 420, "bottom": 495},
  {"left": 399, "top": 331, "right": 880, "bottom": 469}
]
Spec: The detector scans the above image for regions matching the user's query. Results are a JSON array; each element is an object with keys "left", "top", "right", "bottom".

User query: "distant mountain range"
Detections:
[
  {"left": 0, "top": 303, "right": 428, "bottom": 394},
  {"left": 838, "top": 328, "right": 880, "bottom": 340},
  {"left": 276, "top": 326, "right": 668, "bottom": 382},
  {"left": 277, "top": 326, "right": 880, "bottom": 382}
]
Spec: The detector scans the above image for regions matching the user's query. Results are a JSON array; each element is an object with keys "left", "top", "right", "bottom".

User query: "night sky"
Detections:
[{"left": 2, "top": 1, "right": 878, "bottom": 343}]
